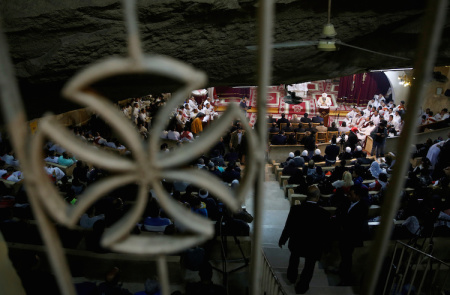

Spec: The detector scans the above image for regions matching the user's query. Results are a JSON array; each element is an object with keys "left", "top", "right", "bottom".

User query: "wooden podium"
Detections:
[{"left": 319, "top": 107, "right": 330, "bottom": 127}]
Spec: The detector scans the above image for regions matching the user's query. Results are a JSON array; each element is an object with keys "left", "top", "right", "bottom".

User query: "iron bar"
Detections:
[{"left": 251, "top": 0, "right": 274, "bottom": 293}]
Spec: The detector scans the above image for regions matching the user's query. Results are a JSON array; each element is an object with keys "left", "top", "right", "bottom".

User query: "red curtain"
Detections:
[{"left": 338, "top": 72, "right": 390, "bottom": 105}]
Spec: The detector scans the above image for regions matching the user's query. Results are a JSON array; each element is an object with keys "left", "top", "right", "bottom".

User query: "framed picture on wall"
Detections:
[{"left": 436, "top": 87, "right": 443, "bottom": 95}]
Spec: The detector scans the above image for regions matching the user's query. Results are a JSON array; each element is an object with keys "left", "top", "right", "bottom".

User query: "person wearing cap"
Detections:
[
  {"left": 191, "top": 113, "right": 205, "bottom": 136},
  {"left": 300, "top": 150, "right": 310, "bottom": 163},
  {"left": 339, "top": 147, "right": 353, "bottom": 160},
  {"left": 346, "top": 127, "right": 359, "bottom": 151},
  {"left": 285, "top": 152, "right": 295, "bottom": 163},
  {"left": 312, "top": 149, "right": 324, "bottom": 163},
  {"left": 318, "top": 92, "right": 332, "bottom": 108},
  {"left": 289, "top": 150, "right": 305, "bottom": 168},
  {"left": 279, "top": 185, "right": 331, "bottom": 293},
  {"left": 352, "top": 145, "right": 364, "bottom": 159}
]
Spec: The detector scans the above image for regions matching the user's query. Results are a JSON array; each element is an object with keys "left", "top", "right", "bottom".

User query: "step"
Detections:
[{"left": 283, "top": 285, "right": 356, "bottom": 295}]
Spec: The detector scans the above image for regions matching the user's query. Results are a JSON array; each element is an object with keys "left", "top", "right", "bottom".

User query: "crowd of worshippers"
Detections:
[
  {"left": 0, "top": 112, "right": 253, "bottom": 241},
  {"left": 280, "top": 131, "right": 450, "bottom": 239},
  {"left": 268, "top": 95, "right": 449, "bottom": 149},
  {"left": 0, "top": 116, "right": 250, "bottom": 294}
]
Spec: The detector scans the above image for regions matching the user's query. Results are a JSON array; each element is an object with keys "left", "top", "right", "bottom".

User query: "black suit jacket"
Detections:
[
  {"left": 346, "top": 131, "right": 359, "bottom": 149},
  {"left": 279, "top": 202, "right": 331, "bottom": 259},
  {"left": 336, "top": 200, "right": 369, "bottom": 247},
  {"left": 312, "top": 116, "right": 323, "bottom": 123},
  {"left": 300, "top": 117, "right": 311, "bottom": 123},
  {"left": 325, "top": 144, "right": 340, "bottom": 161},
  {"left": 271, "top": 134, "right": 287, "bottom": 145}
]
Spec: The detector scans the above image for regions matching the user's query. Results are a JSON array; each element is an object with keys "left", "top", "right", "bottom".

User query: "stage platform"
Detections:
[{"left": 214, "top": 80, "right": 361, "bottom": 127}]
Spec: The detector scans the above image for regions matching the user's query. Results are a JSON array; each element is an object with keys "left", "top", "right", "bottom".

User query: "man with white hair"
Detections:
[{"left": 317, "top": 93, "right": 332, "bottom": 108}]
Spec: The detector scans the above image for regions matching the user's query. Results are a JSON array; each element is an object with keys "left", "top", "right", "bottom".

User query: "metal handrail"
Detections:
[
  {"left": 261, "top": 250, "right": 288, "bottom": 295},
  {"left": 383, "top": 240, "right": 450, "bottom": 295}
]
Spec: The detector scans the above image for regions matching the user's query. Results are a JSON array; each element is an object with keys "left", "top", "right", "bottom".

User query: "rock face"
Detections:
[{"left": 1, "top": 0, "right": 450, "bottom": 117}]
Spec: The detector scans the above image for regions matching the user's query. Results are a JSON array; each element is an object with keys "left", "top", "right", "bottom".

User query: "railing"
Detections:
[
  {"left": 382, "top": 241, "right": 450, "bottom": 295},
  {"left": 261, "top": 250, "right": 287, "bottom": 295}
]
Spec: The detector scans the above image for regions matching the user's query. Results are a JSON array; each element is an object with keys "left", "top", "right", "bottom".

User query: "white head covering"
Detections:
[
  {"left": 315, "top": 149, "right": 321, "bottom": 155},
  {"left": 345, "top": 147, "right": 351, "bottom": 153},
  {"left": 289, "top": 152, "right": 295, "bottom": 158},
  {"left": 302, "top": 150, "right": 308, "bottom": 156},
  {"left": 356, "top": 146, "right": 362, "bottom": 151},
  {"left": 322, "top": 93, "right": 327, "bottom": 97},
  {"left": 369, "top": 161, "right": 386, "bottom": 178},
  {"left": 199, "top": 189, "right": 209, "bottom": 199}
]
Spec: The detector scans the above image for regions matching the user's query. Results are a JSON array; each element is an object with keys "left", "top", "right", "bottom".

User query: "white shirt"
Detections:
[
  {"left": 371, "top": 115, "right": 380, "bottom": 126},
  {"left": 167, "top": 130, "right": 180, "bottom": 141},
  {"left": 44, "top": 166, "right": 65, "bottom": 180}
]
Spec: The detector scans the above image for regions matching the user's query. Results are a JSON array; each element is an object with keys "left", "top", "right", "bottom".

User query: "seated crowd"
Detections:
[{"left": 0, "top": 94, "right": 255, "bottom": 295}]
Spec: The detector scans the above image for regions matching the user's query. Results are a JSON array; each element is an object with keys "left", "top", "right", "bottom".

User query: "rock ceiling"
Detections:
[{"left": 1, "top": 0, "right": 450, "bottom": 118}]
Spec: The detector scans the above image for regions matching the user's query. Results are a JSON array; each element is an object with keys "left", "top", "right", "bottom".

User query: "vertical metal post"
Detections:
[
  {"left": 362, "top": 0, "right": 448, "bottom": 293},
  {"left": 0, "top": 20, "right": 77, "bottom": 295},
  {"left": 157, "top": 255, "right": 170, "bottom": 295},
  {"left": 251, "top": 0, "right": 274, "bottom": 294}
]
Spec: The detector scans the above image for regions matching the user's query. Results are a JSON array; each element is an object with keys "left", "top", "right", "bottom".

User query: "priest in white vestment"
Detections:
[{"left": 317, "top": 93, "right": 332, "bottom": 108}]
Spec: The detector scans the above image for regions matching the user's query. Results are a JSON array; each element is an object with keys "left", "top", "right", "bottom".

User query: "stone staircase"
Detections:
[{"left": 262, "top": 164, "right": 357, "bottom": 294}]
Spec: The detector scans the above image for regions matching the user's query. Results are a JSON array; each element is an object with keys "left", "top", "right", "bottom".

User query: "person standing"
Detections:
[
  {"left": 229, "top": 127, "right": 247, "bottom": 164},
  {"left": 336, "top": 185, "right": 369, "bottom": 285},
  {"left": 279, "top": 185, "right": 331, "bottom": 294},
  {"left": 370, "top": 123, "right": 387, "bottom": 158},
  {"left": 191, "top": 113, "right": 206, "bottom": 137}
]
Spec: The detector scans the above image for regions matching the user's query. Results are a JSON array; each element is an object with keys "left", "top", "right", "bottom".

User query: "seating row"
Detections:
[{"left": 269, "top": 131, "right": 341, "bottom": 144}]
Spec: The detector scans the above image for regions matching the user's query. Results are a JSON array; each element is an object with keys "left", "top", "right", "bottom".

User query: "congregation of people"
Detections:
[
  {"left": 276, "top": 129, "right": 450, "bottom": 292},
  {"left": 1, "top": 88, "right": 449, "bottom": 294},
  {"left": 0, "top": 92, "right": 254, "bottom": 295}
]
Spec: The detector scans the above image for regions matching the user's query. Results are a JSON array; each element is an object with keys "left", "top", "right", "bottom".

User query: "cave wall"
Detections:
[{"left": 1, "top": 0, "right": 450, "bottom": 119}]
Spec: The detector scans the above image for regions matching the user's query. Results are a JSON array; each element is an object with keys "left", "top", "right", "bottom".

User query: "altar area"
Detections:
[{"left": 214, "top": 80, "right": 353, "bottom": 127}]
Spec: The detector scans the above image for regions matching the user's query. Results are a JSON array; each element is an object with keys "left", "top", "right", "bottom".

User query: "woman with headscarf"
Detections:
[
  {"left": 312, "top": 149, "right": 324, "bottom": 163},
  {"left": 301, "top": 150, "right": 310, "bottom": 163},
  {"left": 369, "top": 161, "right": 386, "bottom": 179}
]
